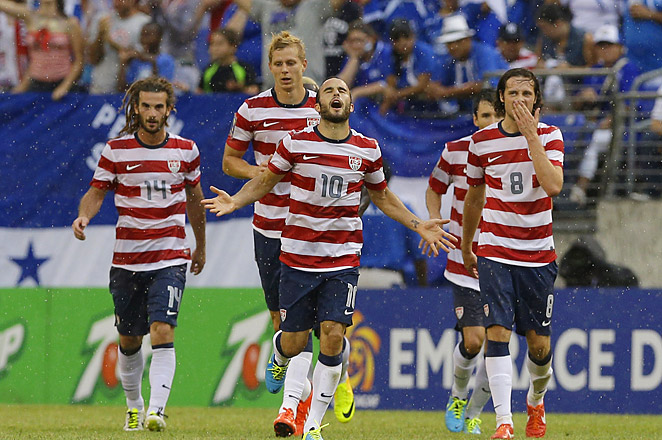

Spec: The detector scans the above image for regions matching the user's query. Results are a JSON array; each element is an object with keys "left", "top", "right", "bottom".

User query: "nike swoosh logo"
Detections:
[
  {"left": 166, "top": 310, "right": 178, "bottom": 316},
  {"left": 487, "top": 155, "right": 502, "bottom": 163},
  {"left": 320, "top": 392, "right": 334, "bottom": 398},
  {"left": 542, "top": 320, "right": 551, "bottom": 327},
  {"left": 303, "top": 155, "right": 319, "bottom": 160},
  {"left": 344, "top": 310, "right": 353, "bottom": 315},
  {"left": 161, "top": 384, "right": 171, "bottom": 389},
  {"left": 126, "top": 164, "right": 141, "bottom": 170},
  {"left": 342, "top": 400, "right": 355, "bottom": 418},
  {"left": 263, "top": 121, "right": 279, "bottom": 127}
]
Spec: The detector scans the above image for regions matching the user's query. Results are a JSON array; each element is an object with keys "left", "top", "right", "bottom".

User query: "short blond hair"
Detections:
[{"left": 268, "top": 31, "right": 306, "bottom": 64}]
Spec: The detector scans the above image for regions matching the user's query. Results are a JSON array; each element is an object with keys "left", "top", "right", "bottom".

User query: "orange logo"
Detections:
[{"left": 346, "top": 310, "right": 381, "bottom": 392}]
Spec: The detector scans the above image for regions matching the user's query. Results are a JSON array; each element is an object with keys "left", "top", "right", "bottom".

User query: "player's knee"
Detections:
[
  {"left": 150, "top": 321, "right": 174, "bottom": 344},
  {"left": 319, "top": 322, "right": 345, "bottom": 354},
  {"left": 119, "top": 335, "right": 142, "bottom": 353},
  {"left": 463, "top": 333, "right": 484, "bottom": 355},
  {"left": 527, "top": 340, "right": 551, "bottom": 361}
]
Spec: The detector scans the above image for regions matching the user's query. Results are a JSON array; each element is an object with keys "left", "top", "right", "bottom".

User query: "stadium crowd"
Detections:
[{"left": 2, "top": 0, "right": 662, "bottom": 107}]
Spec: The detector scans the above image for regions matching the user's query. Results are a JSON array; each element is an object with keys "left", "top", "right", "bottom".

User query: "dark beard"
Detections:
[
  {"left": 319, "top": 102, "right": 350, "bottom": 123},
  {"left": 139, "top": 114, "right": 166, "bottom": 134}
]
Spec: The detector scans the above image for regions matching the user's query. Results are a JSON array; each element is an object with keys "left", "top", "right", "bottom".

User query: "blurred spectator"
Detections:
[
  {"left": 428, "top": 14, "right": 508, "bottom": 113},
  {"left": 0, "top": 0, "right": 84, "bottom": 100},
  {"left": 558, "top": 0, "right": 621, "bottom": 34},
  {"left": 232, "top": 0, "right": 344, "bottom": 88},
  {"left": 375, "top": 0, "right": 435, "bottom": 38},
  {"left": 0, "top": 0, "right": 28, "bottom": 91},
  {"left": 570, "top": 25, "right": 641, "bottom": 205},
  {"left": 461, "top": 0, "right": 504, "bottom": 46},
  {"left": 536, "top": 3, "right": 594, "bottom": 68},
  {"left": 322, "top": 0, "right": 361, "bottom": 76},
  {"left": 507, "top": 0, "right": 542, "bottom": 44},
  {"left": 623, "top": 0, "right": 662, "bottom": 73},
  {"left": 117, "top": 21, "right": 175, "bottom": 91},
  {"left": 147, "top": 0, "right": 215, "bottom": 93},
  {"left": 222, "top": 4, "right": 263, "bottom": 84},
  {"left": 87, "top": 0, "right": 150, "bottom": 94},
  {"left": 377, "top": 19, "right": 436, "bottom": 114},
  {"left": 197, "top": 28, "right": 259, "bottom": 93},
  {"left": 652, "top": 85, "right": 662, "bottom": 136},
  {"left": 497, "top": 22, "right": 538, "bottom": 69},
  {"left": 338, "top": 20, "right": 389, "bottom": 100}
]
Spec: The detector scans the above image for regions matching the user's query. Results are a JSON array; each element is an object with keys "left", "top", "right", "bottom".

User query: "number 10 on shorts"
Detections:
[{"left": 346, "top": 283, "right": 357, "bottom": 308}]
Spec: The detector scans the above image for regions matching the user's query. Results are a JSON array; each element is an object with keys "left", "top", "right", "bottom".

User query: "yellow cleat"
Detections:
[{"left": 333, "top": 377, "right": 355, "bottom": 423}]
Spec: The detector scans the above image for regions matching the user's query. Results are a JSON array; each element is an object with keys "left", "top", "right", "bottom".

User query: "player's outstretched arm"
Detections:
[
  {"left": 186, "top": 183, "right": 207, "bottom": 275},
  {"left": 461, "top": 184, "right": 485, "bottom": 278},
  {"left": 222, "top": 143, "right": 271, "bottom": 180},
  {"left": 202, "top": 169, "right": 284, "bottom": 216},
  {"left": 420, "top": 186, "right": 444, "bottom": 255},
  {"left": 367, "top": 187, "right": 456, "bottom": 256},
  {"left": 72, "top": 186, "right": 107, "bottom": 240}
]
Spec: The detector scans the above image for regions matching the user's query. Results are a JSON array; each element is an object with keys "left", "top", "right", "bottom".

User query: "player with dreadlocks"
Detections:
[{"left": 72, "top": 76, "right": 206, "bottom": 432}]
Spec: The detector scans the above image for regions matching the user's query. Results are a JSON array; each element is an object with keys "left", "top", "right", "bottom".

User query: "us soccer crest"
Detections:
[
  {"left": 168, "top": 160, "right": 181, "bottom": 173},
  {"left": 483, "top": 304, "right": 490, "bottom": 317},
  {"left": 349, "top": 156, "right": 362, "bottom": 171},
  {"left": 307, "top": 117, "right": 320, "bottom": 127},
  {"left": 280, "top": 308, "right": 287, "bottom": 322},
  {"left": 455, "top": 306, "right": 464, "bottom": 320}
]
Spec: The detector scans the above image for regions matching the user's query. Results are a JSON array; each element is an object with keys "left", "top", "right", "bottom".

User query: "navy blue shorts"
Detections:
[
  {"left": 451, "top": 283, "right": 486, "bottom": 331},
  {"left": 109, "top": 264, "right": 187, "bottom": 336},
  {"left": 477, "top": 257, "right": 557, "bottom": 336},
  {"left": 253, "top": 230, "right": 281, "bottom": 312},
  {"left": 278, "top": 264, "right": 360, "bottom": 333}
]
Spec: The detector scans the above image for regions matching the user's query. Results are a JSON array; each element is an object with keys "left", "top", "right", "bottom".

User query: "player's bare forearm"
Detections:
[
  {"left": 73, "top": 186, "right": 107, "bottom": 240},
  {"left": 527, "top": 135, "right": 563, "bottom": 196},
  {"left": 186, "top": 183, "right": 207, "bottom": 250},
  {"left": 223, "top": 144, "right": 264, "bottom": 179},
  {"left": 425, "top": 186, "right": 443, "bottom": 219},
  {"left": 462, "top": 185, "right": 484, "bottom": 255},
  {"left": 203, "top": 169, "right": 284, "bottom": 216}
]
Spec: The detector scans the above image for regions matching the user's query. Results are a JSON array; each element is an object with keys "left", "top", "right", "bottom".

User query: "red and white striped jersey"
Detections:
[
  {"left": 428, "top": 135, "right": 480, "bottom": 290},
  {"left": 268, "top": 126, "right": 387, "bottom": 272},
  {"left": 226, "top": 88, "right": 320, "bottom": 239},
  {"left": 90, "top": 133, "right": 201, "bottom": 271},
  {"left": 466, "top": 121, "right": 564, "bottom": 267}
]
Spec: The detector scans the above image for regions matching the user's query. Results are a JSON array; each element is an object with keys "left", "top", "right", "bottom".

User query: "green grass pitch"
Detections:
[{"left": 1, "top": 405, "right": 659, "bottom": 439}]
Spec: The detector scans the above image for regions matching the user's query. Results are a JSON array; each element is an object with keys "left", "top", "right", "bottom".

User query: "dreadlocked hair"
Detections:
[{"left": 119, "top": 77, "right": 176, "bottom": 136}]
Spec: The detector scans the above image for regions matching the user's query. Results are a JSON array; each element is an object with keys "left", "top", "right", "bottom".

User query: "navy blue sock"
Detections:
[
  {"left": 529, "top": 350, "right": 552, "bottom": 366},
  {"left": 318, "top": 351, "right": 342, "bottom": 367},
  {"left": 485, "top": 340, "right": 510, "bottom": 357}
]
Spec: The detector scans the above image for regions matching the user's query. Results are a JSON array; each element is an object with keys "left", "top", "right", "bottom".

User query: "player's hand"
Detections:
[
  {"left": 462, "top": 249, "right": 479, "bottom": 278},
  {"left": 417, "top": 219, "right": 456, "bottom": 256},
  {"left": 257, "top": 155, "right": 273, "bottom": 173},
  {"left": 201, "top": 186, "right": 237, "bottom": 216},
  {"left": 72, "top": 217, "right": 89, "bottom": 240},
  {"left": 190, "top": 246, "right": 206, "bottom": 275},
  {"left": 513, "top": 100, "right": 539, "bottom": 140}
]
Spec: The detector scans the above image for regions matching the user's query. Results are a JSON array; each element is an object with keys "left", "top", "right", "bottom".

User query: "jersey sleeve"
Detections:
[
  {"left": 184, "top": 142, "right": 201, "bottom": 186},
  {"left": 364, "top": 142, "right": 387, "bottom": 190},
  {"left": 90, "top": 143, "right": 117, "bottom": 190},
  {"left": 428, "top": 145, "right": 452, "bottom": 194},
  {"left": 466, "top": 137, "right": 484, "bottom": 186},
  {"left": 226, "top": 101, "right": 253, "bottom": 152},
  {"left": 268, "top": 135, "right": 294, "bottom": 174},
  {"left": 542, "top": 126, "right": 565, "bottom": 168}
]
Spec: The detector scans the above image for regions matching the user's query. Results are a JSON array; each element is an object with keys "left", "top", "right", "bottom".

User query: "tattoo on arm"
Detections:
[{"left": 410, "top": 219, "right": 420, "bottom": 229}]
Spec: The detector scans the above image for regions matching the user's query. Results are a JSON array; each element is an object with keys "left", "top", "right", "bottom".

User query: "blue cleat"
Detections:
[
  {"left": 445, "top": 396, "right": 467, "bottom": 432},
  {"left": 464, "top": 416, "right": 482, "bottom": 435},
  {"left": 265, "top": 354, "right": 288, "bottom": 393},
  {"left": 303, "top": 422, "right": 328, "bottom": 440}
]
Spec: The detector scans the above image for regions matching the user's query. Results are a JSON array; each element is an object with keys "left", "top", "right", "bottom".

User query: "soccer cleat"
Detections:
[
  {"left": 273, "top": 408, "right": 296, "bottom": 437},
  {"left": 464, "top": 417, "right": 482, "bottom": 435},
  {"left": 123, "top": 408, "right": 144, "bottom": 431},
  {"left": 295, "top": 386, "right": 313, "bottom": 436},
  {"left": 333, "top": 376, "right": 355, "bottom": 423},
  {"left": 526, "top": 402, "right": 547, "bottom": 438},
  {"left": 445, "top": 396, "right": 467, "bottom": 432},
  {"left": 144, "top": 410, "right": 167, "bottom": 432},
  {"left": 491, "top": 423, "right": 514, "bottom": 439},
  {"left": 303, "top": 422, "right": 329, "bottom": 440},
  {"left": 265, "top": 354, "right": 288, "bottom": 394}
]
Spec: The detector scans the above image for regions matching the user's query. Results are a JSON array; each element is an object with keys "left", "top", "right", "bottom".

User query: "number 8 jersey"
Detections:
[
  {"left": 466, "top": 121, "right": 564, "bottom": 267},
  {"left": 90, "top": 133, "right": 201, "bottom": 271},
  {"left": 268, "top": 125, "right": 386, "bottom": 272}
]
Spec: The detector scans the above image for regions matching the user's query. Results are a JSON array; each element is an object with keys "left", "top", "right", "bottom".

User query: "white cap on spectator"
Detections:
[
  {"left": 593, "top": 24, "right": 620, "bottom": 44},
  {"left": 438, "top": 15, "right": 476, "bottom": 44}
]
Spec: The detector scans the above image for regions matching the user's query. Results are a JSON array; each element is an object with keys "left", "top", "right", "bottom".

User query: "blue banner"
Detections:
[{"left": 350, "top": 288, "right": 662, "bottom": 414}]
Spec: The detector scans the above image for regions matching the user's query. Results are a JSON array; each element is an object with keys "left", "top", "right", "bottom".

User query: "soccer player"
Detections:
[
  {"left": 462, "top": 68, "right": 563, "bottom": 439},
  {"left": 203, "top": 77, "right": 456, "bottom": 440},
  {"left": 425, "top": 88, "right": 498, "bottom": 435},
  {"left": 71, "top": 77, "right": 206, "bottom": 432},
  {"left": 222, "top": 31, "right": 353, "bottom": 436}
]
